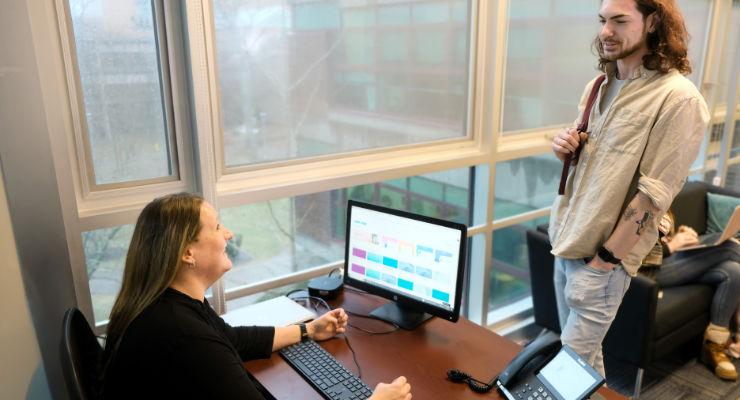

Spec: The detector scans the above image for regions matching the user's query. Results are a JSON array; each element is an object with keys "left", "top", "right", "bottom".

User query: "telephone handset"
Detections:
[{"left": 498, "top": 331, "right": 561, "bottom": 387}]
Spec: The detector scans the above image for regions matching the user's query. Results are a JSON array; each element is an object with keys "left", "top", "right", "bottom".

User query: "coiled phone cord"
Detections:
[{"left": 446, "top": 368, "right": 501, "bottom": 394}]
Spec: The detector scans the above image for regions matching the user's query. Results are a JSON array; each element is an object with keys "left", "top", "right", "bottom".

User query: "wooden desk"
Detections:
[{"left": 245, "top": 290, "right": 627, "bottom": 399}]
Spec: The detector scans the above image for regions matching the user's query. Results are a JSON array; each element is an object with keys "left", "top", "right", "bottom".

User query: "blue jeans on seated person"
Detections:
[
  {"left": 553, "top": 257, "right": 632, "bottom": 379},
  {"left": 656, "top": 240, "right": 740, "bottom": 327}
]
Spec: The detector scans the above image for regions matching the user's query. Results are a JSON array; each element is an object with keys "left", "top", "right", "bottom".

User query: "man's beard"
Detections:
[{"left": 601, "top": 28, "right": 648, "bottom": 61}]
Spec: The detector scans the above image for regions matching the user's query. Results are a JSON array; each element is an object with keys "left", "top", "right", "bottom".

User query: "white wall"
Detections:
[{"left": 0, "top": 162, "right": 51, "bottom": 399}]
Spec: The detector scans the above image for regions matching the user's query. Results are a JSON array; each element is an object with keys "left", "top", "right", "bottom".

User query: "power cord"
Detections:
[
  {"left": 288, "top": 289, "right": 399, "bottom": 334},
  {"left": 328, "top": 267, "right": 343, "bottom": 278},
  {"left": 446, "top": 369, "right": 500, "bottom": 394}
]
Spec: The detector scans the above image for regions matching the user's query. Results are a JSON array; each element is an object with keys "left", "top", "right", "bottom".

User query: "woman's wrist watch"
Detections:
[
  {"left": 597, "top": 245, "right": 621, "bottom": 265},
  {"left": 298, "top": 322, "right": 309, "bottom": 341}
]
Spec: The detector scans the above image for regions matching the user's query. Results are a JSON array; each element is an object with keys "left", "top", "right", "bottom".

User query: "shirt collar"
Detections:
[{"left": 605, "top": 62, "right": 658, "bottom": 80}]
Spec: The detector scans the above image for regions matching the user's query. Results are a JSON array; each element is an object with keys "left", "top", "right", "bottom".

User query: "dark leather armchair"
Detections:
[{"left": 527, "top": 181, "right": 740, "bottom": 399}]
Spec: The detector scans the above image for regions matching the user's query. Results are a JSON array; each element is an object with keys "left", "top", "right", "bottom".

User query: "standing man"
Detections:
[{"left": 549, "top": 0, "right": 710, "bottom": 380}]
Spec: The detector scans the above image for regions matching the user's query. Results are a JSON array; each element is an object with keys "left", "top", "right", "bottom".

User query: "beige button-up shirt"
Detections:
[{"left": 549, "top": 62, "right": 710, "bottom": 276}]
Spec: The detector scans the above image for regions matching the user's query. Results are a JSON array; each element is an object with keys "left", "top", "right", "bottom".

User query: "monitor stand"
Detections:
[{"left": 370, "top": 302, "right": 433, "bottom": 330}]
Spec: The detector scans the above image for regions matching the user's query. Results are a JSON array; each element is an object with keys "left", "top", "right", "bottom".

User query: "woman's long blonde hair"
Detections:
[{"left": 101, "top": 192, "right": 204, "bottom": 383}]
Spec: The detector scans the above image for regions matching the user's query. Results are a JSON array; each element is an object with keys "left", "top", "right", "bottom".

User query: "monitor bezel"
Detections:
[{"left": 343, "top": 200, "right": 467, "bottom": 323}]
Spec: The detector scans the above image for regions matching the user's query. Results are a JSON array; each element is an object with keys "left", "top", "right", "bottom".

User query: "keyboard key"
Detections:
[{"left": 538, "top": 387, "right": 544, "bottom": 393}]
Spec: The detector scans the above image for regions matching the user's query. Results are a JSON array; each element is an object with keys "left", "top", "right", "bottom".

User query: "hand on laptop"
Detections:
[
  {"left": 369, "top": 376, "right": 412, "bottom": 400},
  {"left": 308, "top": 308, "right": 348, "bottom": 341},
  {"left": 664, "top": 227, "right": 699, "bottom": 253}
]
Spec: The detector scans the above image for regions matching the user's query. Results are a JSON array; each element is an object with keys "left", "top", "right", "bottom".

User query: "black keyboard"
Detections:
[{"left": 280, "top": 339, "right": 374, "bottom": 400}]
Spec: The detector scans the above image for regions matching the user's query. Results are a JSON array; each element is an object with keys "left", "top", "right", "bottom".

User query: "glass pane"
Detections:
[
  {"left": 213, "top": 0, "right": 472, "bottom": 168},
  {"left": 219, "top": 168, "right": 474, "bottom": 292},
  {"left": 489, "top": 217, "right": 549, "bottom": 310},
  {"left": 70, "top": 0, "right": 172, "bottom": 185},
  {"left": 716, "top": 1, "right": 740, "bottom": 106},
  {"left": 493, "top": 154, "right": 561, "bottom": 221},
  {"left": 83, "top": 224, "right": 135, "bottom": 323},
  {"left": 502, "top": 0, "right": 711, "bottom": 133},
  {"left": 226, "top": 282, "right": 309, "bottom": 311},
  {"left": 676, "top": 0, "right": 712, "bottom": 88}
]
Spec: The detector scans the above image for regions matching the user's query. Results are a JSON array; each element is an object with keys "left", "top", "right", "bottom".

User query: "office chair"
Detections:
[{"left": 60, "top": 306, "right": 102, "bottom": 400}]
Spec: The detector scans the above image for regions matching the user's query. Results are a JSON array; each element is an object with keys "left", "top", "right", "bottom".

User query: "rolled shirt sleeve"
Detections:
[{"left": 637, "top": 94, "right": 709, "bottom": 212}]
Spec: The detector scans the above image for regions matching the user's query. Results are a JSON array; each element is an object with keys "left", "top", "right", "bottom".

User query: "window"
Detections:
[
  {"left": 218, "top": 167, "right": 475, "bottom": 302},
  {"left": 212, "top": 0, "right": 472, "bottom": 168},
  {"left": 82, "top": 224, "right": 134, "bottom": 323},
  {"left": 501, "top": 0, "right": 712, "bottom": 133},
  {"left": 69, "top": 0, "right": 178, "bottom": 187},
  {"left": 59, "top": 0, "right": 728, "bottom": 336}
]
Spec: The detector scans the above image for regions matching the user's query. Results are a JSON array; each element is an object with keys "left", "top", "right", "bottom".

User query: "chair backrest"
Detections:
[
  {"left": 60, "top": 307, "right": 102, "bottom": 400},
  {"left": 526, "top": 229, "right": 561, "bottom": 334}
]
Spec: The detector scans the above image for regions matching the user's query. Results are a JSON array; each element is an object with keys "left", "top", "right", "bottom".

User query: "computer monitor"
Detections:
[{"left": 343, "top": 200, "right": 467, "bottom": 330}]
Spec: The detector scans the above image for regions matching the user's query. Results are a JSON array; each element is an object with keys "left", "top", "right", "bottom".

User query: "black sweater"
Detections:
[{"left": 102, "top": 288, "right": 275, "bottom": 399}]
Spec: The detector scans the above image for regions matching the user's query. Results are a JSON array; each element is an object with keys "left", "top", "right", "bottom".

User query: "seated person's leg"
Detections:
[
  {"left": 656, "top": 244, "right": 738, "bottom": 288},
  {"left": 695, "top": 260, "right": 740, "bottom": 380}
]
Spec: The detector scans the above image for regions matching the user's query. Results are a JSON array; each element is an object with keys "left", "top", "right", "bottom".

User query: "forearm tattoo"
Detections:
[
  {"left": 635, "top": 210, "right": 656, "bottom": 236},
  {"left": 623, "top": 204, "right": 637, "bottom": 221}
]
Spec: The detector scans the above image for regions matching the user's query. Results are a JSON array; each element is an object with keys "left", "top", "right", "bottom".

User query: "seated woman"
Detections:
[
  {"left": 642, "top": 211, "right": 740, "bottom": 380},
  {"left": 101, "top": 193, "right": 412, "bottom": 399}
]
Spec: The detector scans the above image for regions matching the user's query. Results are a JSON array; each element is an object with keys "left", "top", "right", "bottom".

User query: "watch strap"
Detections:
[
  {"left": 598, "top": 245, "right": 621, "bottom": 264},
  {"left": 298, "top": 322, "right": 308, "bottom": 341}
]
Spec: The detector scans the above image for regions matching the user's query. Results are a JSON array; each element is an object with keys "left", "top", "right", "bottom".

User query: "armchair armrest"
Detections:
[{"left": 602, "top": 274, "right": 659, "bottom": 368}]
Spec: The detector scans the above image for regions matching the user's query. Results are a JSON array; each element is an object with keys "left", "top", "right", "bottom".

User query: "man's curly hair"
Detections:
[{"left": 593, "top": 0, "right": 692, "bottom": 75}]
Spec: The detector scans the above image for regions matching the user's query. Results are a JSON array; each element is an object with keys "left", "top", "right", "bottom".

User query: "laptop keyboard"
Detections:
[{"left": 280, "top": 339, "right": 374, "bottom": 400}]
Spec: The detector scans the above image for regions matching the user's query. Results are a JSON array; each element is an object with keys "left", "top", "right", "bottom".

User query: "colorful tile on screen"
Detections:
[
  {"left": 413, "top": 284, "right": 432, "bottom": 297},
  {"left": 382, "top": 257, "right": 398, "bottom": 268},
  {"left": 397, "top": 278, "right": 414, "bottom": 291},
  {"left": 416, "top": 245, "right": 433, "bottom": 260},
  {"left": 366, "top": 269, "right": 381, "bottom": 280},
  {"left": 434, "top": 250, "right": 453, "bottom": 264},
  {"left": 352, "top": 247, "right": 366, "bottom": 259},
  {"left": 398, "top": 241, "right": 414, "bottom": 255},
  {"left": 415, "top": 266, "right": 432, "bottom": 279},
  {"left": 433, "top": 271, "right": 452, "bottom": 285},
  {"left": 367, "top": 252, "right": 383, "bottom": 263},
  {"left": 351, "top": 264, "right": 366, "bottom": 275},
  {"left": 381, "top": 273, "right": 397, "bottom": 285},
  {"left": 399, "top": 261, "right": 415, "bottom": 274},
  {"left": 432, "top": 289, "right": 450, "bottom": 303}
]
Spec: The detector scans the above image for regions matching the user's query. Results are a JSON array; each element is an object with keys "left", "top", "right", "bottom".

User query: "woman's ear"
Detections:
[{"left": 181, "top": 247, "right": 195, "bottom": 265}]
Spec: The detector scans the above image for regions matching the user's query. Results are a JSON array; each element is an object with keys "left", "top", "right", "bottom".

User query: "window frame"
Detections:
[
  {"left": 58, "top": 0, "right": 198, "bottom": 232},
  {"left": 48, "top": 0, "right": 724, "bottom": 335}
]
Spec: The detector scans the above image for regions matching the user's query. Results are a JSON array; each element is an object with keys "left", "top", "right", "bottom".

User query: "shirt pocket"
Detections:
[{"left": 601, "top": 106, "right": 651, "bottom": 155}]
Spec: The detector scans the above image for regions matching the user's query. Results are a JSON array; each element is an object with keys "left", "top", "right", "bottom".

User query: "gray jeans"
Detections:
[{"left": 553, "top": 257, "right": 632, "bottom": 379}]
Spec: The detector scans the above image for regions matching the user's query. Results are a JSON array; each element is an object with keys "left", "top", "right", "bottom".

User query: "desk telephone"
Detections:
[{"left": 449, "top": 332, "right": 605, "bottom": 400}]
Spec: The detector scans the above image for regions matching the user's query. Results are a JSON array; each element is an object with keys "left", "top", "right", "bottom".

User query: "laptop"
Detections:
[
  {"left": 221, "top": 296, "right": 316, "bottom": 327},
  {"left": 679, "top": 205, "right": 740, "bottom": 251}
]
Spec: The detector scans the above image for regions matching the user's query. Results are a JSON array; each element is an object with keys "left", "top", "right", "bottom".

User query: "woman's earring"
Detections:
[{"left": 189, "top": 262, "right": 196, "bottom": 269}]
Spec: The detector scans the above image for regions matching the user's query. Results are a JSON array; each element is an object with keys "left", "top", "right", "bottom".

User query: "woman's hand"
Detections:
[
  {"left": 368, "top": 376, "right": 412, "bottom": 400},
  {"left": 307, "top": 308, "right": 348, "bottom": 341},
  {"left": 667, "top": 228, "right": 699, "bottom": 253}
]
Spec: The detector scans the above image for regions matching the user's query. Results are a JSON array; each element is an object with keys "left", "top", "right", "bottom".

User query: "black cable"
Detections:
[
  {"left": 328, "top": 267, "right": 343, "bottom": 278},
  {"left": 288, "top": 295, "right": 363, "bottom": 377},
  {"left": 446, "top": 369, "right": 501, "bottom": 394},
  {"left": 287, "top": 290, "right": 399, "bottom": 334}
]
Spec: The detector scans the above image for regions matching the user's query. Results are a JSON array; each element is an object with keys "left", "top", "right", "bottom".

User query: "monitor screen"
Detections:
[
  {"left": 536, "top": 346, "right": 604, "bottom": 400},
  {"left": 345, "top": 202, "right": 464, "bottom": 314}
]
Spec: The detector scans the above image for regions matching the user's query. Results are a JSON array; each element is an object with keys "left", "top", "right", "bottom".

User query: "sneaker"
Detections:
[{"left": 702, "top": 340, "right": 738, "bottom": 380}]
